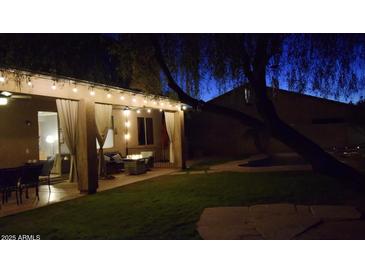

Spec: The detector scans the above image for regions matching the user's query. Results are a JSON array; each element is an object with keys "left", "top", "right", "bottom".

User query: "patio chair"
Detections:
[
  {"left": 19, "top": 163, "right": 43, "bottom": 201},
  {"left": 0, "top": 167, "right": 21, "bottom": 205},
  {"left": 39, "top": 157, "right": 55, "bottom": 191},
  {"left": 104, "top": 152, "right": 125, "bottom": 174}
]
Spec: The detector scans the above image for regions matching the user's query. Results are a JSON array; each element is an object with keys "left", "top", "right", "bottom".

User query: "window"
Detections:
[
  {"left": 137, "top": 117, "right": 154, "bottom": 145},
  {"left": 97, "top": 129, "right": 114, "bottom": 149},
  {"left": 97, "top": 116, "right": 114, "bottom": 149}
]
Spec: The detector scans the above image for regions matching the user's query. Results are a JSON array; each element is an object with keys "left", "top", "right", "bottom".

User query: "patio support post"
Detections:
[
  {"left": 173, "top": 110, "right": 186, "bottom": 169},
  {"left": 77, "top": 99, "right": 98, "bottom": 194}
]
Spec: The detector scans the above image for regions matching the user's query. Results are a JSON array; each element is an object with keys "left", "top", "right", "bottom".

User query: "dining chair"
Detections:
[
  {"left": 19, "top": 164, "right": 43, "bottom": 202},
  {"left": 0, "top": 167, "right": 21, "bottom": 205}
]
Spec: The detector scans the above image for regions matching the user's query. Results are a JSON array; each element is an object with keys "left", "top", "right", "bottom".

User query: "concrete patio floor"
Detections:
[{"left": 0, "top": 168, "right": 176, "bottom": 218}]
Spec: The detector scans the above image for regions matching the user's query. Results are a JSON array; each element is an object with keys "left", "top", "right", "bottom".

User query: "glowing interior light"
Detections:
[
  {"left": 124, "top": 133, "right": 130, "bottom": 140},
  {"left": 51, "top": 82, "right": 57, "bottom": 90},
  {"left": 153, "top": 101, "right": 157, "bottom": 105},
  {"left": 144, "top": 99, "right": 148, "bottom": 104},
  {"left": 72, "top": 87, "right": 78, "bottom": 93},
  {"left": 159, "top": 109, "right": 163, "bottom": 112},
  {"left": 136, "top": 109, "right": 141, "bottom": 114},
  {"left": 0, "top": 97, "right": 8, "bottom": 105},
  {"left": 182, "top": 105, "right": 187, "bottom": 110},
  {"left": 90, "top": 90, "right": 95, "bottom": 96},
  {"left": 27, "top": 80, "right": 32, "bottom": 86},
  {"left": 45, "top": 135, "right": 56, "bottom": 144},
  {"left": 120, "top": 95, "right": 125, "bottom": 100},
  {"left": 0, "top": 76, "right": 5, "bottom": 82},
  {"left": 107, "top": 93, "right": 112, "bottom": 98},
  {"left": 125, "top": 121, "right": 130, "bottom": 128},
  {"left": 132, "top": 97, "right": 137, "bottom": 103},
  {"left": 160, "top": 102, "right": 164, "bottom": 106},
  {"left": 147, "top": 109, "right": 151, "bottom": 113},
  {"left": 123, "top": 109, "right": 130, "bottom": 116}
]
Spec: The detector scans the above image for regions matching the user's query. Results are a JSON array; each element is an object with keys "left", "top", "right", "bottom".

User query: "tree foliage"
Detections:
[{"left": 112, "top": 34, "right": 365, "bottom": 102}]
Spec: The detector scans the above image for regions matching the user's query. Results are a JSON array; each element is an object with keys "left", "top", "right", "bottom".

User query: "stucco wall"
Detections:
[
  {"left": 0, "top": 96, "right": 56, "bottom": 168},
  {"left": 105, "top": 108, "right": 167, "bottom": 161},
  {"left": 186, "top": 88, "right": 364, "bottom": 158}
]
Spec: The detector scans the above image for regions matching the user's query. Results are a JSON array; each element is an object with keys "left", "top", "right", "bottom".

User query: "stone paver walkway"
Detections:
[
  {"left": 197, "top": 203, "right": 364, "bottom": 240},
  {"left": 171, "top": 154, "right": 312, "bottom": 175}
]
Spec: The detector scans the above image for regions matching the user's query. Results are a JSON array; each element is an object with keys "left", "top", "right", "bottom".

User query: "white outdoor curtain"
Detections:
[
  {"left": 95, "top": 103, "right": 112, "bottom": 177},
  {"left": 56, "top": 99, "right": 79, "bottom": 183},
  {"left": 164, "top": 112, "right": 175, "bottom": 163}
]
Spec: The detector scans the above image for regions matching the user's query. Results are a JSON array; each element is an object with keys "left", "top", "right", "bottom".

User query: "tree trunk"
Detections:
[{"left": 251, "top": 70, "right": 364, "bottom": 186}]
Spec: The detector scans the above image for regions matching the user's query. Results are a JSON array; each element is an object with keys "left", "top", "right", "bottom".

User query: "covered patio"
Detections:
[
  {"left": 0, "top": 166, "right": 176, "bottom": 218},
  {"left": 0, "top": 68, "right": 186, "bottom": 211}
]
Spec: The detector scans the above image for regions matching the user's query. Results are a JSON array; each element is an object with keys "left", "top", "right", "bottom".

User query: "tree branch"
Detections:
[{"left": 151, "top": 35, "right": 264, "bottom": 129}]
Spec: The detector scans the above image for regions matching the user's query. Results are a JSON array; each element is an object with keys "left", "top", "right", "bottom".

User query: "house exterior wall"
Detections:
[
  {"left": 104, "top": 108, "right": 167, "bottom": 161},
  {"left": 186, "top": 87, "right": 364, "bottom": 158},
  {"left": 0, "top": 96, "right": 56, "bottom": 168}
]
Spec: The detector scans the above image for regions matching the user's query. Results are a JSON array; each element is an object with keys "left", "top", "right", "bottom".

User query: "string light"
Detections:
[
  {"left": 27, "top": 77, "right": 32, "bottom": 87},
  {"left": 124, "top": 133, "right": 130, "bottom": 140},
  {"left": 0, "top": 70, "right": 184, "bottom": 114}
]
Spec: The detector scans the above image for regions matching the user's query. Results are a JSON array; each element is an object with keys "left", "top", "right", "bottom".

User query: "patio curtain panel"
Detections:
[
  {"left": 56, "top": 99, "right": 79, "bottom": 183},
  {"left": 95, "top": 103, "right": 112, "bottom": 177},
  {"left": 164, "top": 112, "right": 175, "bottom": 163}
]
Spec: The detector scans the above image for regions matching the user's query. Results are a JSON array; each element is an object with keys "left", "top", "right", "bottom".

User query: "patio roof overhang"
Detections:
[{"left": 0, "top": 68, "right": 183, "bottom": 111}]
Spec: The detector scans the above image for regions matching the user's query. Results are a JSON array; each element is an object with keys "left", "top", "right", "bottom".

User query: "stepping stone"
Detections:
[
  {"left": 253, "top": 214, "right": 321, "bottom": 240},
  {"left": 249, "top": 203, "right": 296, "bottom": 219},
  {"left": 296, "top": 205, "right": 312, "bottom": 216},
  {"left": 197, "top": 207, "right": 249, "bottom": 226},
  {"left": 310, "top": 205, "right": 362, "bottom": 221},
  {"left": 198, "top": 224, "right": 260, "bottom": 240},
  {"left": 197, "top": 207, "right": 261, "bottom": 240},
  {"left": 295, "top": 220, "right": 365, "bottom": 240}
]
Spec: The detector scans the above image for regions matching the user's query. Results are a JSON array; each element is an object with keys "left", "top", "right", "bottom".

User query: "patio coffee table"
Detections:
[{"left": 123, "top": 158, "right": 147, "bottom": 175}]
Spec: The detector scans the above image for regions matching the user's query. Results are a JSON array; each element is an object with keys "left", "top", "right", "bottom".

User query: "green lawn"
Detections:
[{"left": 0, "top": 171, "right": 357, "bottom": 239}]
